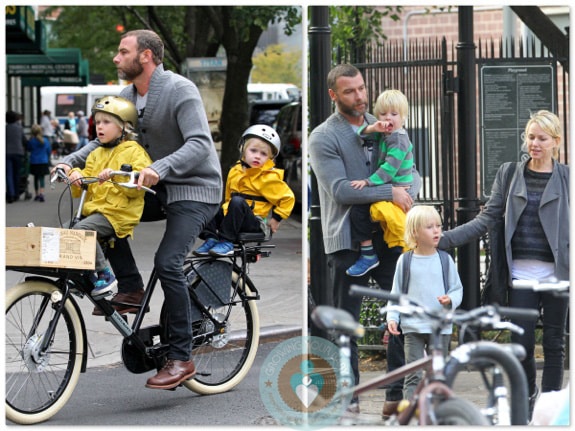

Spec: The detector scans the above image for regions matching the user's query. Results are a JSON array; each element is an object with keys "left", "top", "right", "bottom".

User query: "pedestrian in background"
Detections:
[
  {"left": 76, "top": 110, "right": 90, "bottom": 151},
  {"left": 27, "top": 124, "right": 52, "bottom": 202},
  {"left": 40, "top": 109, "right": 54, "bottom": 144},
  {"left": 6, "top": 110, "right": 27, "bottom": 204}
]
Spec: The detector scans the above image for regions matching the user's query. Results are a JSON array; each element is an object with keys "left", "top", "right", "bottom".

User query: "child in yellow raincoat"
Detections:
[
  {"left": 194, "top": 124, "right": 295, "bottom": 257},
  {"left": 67, "top": 96, "right": 152, "bottom": 296}
]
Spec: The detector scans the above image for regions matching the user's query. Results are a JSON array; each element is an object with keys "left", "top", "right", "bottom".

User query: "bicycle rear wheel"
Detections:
[
  {"left": 160, "top": 267, "right": 260, "bottom": 395},
  {"left": 433, "top": 397, "right": 490, "bottom": 425},
  {"left": 5, "top": 281, "right": 84, "bottom": 425}
]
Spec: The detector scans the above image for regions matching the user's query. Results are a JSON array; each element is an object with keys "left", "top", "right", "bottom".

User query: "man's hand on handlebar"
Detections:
[
  {"left": 137, "top": 167, "right": 160, "bottom": 190},
  {"left": 68, "top": 170, "right": 84, "bottom": 188}
]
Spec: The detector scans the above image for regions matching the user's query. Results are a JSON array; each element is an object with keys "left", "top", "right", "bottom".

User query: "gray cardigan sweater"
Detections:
[
  {"left": 63, "top": 64, "right": 222, "bottom": 205},
  {"left": 439, "top": 159, "right": 570, "bottom": 282},
  {"left": 309, "top": 111, "right": 421, "bottom": 254}
]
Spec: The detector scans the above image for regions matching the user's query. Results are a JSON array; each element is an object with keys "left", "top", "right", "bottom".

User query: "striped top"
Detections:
[
  {"left": 357, "top": 126, "right": 414, "bottom": 186},
  {"left": 511, "top": 168, "right": 554, "bottom": 262}
]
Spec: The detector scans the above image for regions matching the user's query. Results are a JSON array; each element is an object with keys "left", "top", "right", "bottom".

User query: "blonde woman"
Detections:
[{"left": 439, "top": 110, "right": 569, "bottom": 419}]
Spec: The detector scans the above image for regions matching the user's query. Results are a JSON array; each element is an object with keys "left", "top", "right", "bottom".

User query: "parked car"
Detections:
[
  {"left": 274, "top": 100, "right": 302, "bottom": 203},
  {"left": 248, "top": 100, "right": 290, "bottom": 127}
]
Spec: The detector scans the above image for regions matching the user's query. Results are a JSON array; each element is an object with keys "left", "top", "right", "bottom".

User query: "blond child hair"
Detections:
[
  {"left": 404, "top": 205, "right": 442, "bottom": 249},
  {"left": 373, "top": 89, "right": 409, "bottom": 122}
]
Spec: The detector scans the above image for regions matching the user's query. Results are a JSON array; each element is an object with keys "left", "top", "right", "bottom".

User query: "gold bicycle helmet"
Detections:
[{"left": 92, "top": 96, "right": 138, "bottom": 128}]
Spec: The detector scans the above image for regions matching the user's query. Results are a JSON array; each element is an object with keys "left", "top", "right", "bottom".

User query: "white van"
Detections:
[
  {"left": 247, "top": 83, "right": 299, "bottom": 102},
  {"left": 41, "top": 84, "right": 127, "bottom": 123}
]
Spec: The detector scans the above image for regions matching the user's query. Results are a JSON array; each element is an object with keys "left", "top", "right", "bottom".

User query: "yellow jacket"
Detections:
[
  {"left": 69, "top": 140, "right": 152, "bottom": 238},
  {"left": 223, "top": 159, "right": 295, "bottom": 221}
]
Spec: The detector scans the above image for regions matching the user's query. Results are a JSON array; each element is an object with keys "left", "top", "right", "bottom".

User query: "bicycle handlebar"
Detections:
[
  {"left": 349, "top": 284, "right": 539, "bottom": 334},
  {"left": 512, "top": 278, "right": 569, "bottom": 291},
  {"left": 51, "top": 167, "right": 156, "bottom": 194}
]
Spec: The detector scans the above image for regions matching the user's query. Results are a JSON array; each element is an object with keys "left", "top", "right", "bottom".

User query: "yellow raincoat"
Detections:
[
  {"left": 69, "top": 140, "right": 152, "bottom": 238},
  {"left": 223, "top": 159, "right": 295, "bottom": 221}
]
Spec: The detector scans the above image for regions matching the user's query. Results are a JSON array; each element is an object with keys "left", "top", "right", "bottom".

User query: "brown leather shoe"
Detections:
[
  {"left": 382, "top": 400, "right": 400, "bottom": 419},
  {"left": 145, "top": 359, "right": 196, "bottom": 390},
  {"left": 92, "top": 289, "right": 146, "bottom": 316}
]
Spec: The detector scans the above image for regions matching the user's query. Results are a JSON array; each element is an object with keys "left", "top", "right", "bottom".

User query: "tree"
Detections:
[
  {"left": 329, "top": 6, "right": 402, "bottom": 62},
  {"left": 251, "top": 44, "right": 302, "bottom": 87},
  {"left": 42, "top": 6, "right": 301, "bottom": 180}
]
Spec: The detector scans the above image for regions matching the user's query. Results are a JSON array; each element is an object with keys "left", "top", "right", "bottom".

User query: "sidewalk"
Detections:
[{"left": 5, "top": 180, "right": 304, "bottom": 368}]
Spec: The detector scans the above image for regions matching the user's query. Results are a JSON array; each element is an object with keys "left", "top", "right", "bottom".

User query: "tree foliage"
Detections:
[
  {"left": 251, "top": 44, "right": 302, "bottom": 87},
  {"left": 328, "top": 6, "right": 402, "bottom": 63},
  {"left": 41, "top": 6, "right": 301, "bottom": 179}
]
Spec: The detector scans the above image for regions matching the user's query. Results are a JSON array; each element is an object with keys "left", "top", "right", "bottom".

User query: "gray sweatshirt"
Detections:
[{"left": 63, "top": 64, "right": 222, "bottom": 205}]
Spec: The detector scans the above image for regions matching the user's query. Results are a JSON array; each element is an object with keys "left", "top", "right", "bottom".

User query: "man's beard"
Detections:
[
  {"left": 118, "top": 59, "right": 144, "bottom": 81},
  {"left": 337, "top": 100, "right": 366, "bottom": 118}
]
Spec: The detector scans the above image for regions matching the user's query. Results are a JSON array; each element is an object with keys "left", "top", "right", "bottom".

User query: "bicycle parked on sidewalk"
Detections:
[
  {"left": 312, "top": 285, "right": 539, "bottom": 425},
  {"left": 5, "top": 167, "right": 274, "bottom": 425}
]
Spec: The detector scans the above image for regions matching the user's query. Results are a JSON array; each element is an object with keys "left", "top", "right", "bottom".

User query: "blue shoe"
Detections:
[
  {"left": 346, "top": 256, "right": 379, "bottom": 277},
  {"left": 209, "top": 240, "right": 235, "bottom": 257},
  {"left": 193, "top": 238, "right": 219, "bottom": 256},
  {"left": 92, "top": 268, "right": 117, "bottom": 296}
]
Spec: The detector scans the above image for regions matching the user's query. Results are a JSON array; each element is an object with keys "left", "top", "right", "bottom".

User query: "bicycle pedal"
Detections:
[{"left": 91, "top": 290, "right": 114, "bottom": 300}]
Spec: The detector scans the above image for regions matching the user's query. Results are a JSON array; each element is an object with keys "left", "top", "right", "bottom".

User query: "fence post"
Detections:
[
  {"left": 308, "top": 6, "right": 332, "bottom": 338},
  {"left": 456, "top": 6, "right": 481, "bottom": 311}
]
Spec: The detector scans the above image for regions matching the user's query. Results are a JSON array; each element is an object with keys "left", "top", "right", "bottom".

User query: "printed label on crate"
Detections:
[{"left": 40, "top": 227, "right": 61, "bottom": 263}]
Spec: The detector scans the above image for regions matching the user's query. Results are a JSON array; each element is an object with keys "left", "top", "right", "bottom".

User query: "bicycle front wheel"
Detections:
[
  {"left": 5, "top": 281, "right": 84, "bottom": 425},
  {"left": 433, "top": 397, "right": 490, "bottom": 425}
]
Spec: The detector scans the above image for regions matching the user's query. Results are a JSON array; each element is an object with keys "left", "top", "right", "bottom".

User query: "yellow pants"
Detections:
[{"left": 370, "top": 201, "right": 408, "bottom": 251}]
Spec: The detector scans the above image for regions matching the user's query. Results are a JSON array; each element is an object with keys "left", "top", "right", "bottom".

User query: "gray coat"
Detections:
[
  {"left": 309, "top": 111, "right": 421, "bottom": 254},
  {"left": 439, "top": 159, "right": 570, "bottom": 282},
  {"left": 63, "top": 64, "right": 222, "bottom": 205}
]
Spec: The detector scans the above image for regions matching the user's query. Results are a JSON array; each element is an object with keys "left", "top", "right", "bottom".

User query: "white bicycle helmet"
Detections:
[{"left": 240, "top": 124, "right": 281, "bottom": 158}]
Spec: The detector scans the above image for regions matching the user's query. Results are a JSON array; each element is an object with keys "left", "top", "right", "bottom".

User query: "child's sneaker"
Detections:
[
  {"left": 209, "top": 240, "right": 235, "bottom": 257},
  {"left": 193, "top": 237, "right": 219, "bottom": 256},
  {"left": 92, "top": 267, "right": 117, "bottom": 297},
  {"left": 346, "top": 255, "right": 379, "bottom": 277}
]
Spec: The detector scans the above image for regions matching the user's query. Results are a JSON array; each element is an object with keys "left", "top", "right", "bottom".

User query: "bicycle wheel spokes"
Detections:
[
  {"left": 192, "top": 297, "right": 255, "bottom": 385},
  {"left": 6, "top": 285, "right": 82, "bottom": 424},
  {"left": 182, "top": 269, "right": 261, "bottom": 395}
]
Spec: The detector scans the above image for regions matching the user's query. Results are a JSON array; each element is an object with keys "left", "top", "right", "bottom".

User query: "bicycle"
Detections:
[
  {"left": 5, "top": 167, "right": 274, "bottom": 425},
  {"left": 311, "top": 285, "right": 539, "bottom": 425}
]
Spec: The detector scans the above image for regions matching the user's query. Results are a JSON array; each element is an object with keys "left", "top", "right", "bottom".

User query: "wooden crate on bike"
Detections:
[{"left": 5, "top": 227, "right": 97, "bottom": 270}]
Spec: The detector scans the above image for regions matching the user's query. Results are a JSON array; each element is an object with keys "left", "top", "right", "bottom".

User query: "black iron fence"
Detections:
[{"left": 336, "top": 36, "right": 569, "bottom": 348}]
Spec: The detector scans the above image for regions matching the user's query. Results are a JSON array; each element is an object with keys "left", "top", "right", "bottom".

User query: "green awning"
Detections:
[
  {"left": 22, "top": 59, "right": 90, "bottom": 87},
  {"left": 7, "top": 48, "right": 84, "bottom": 77}
]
